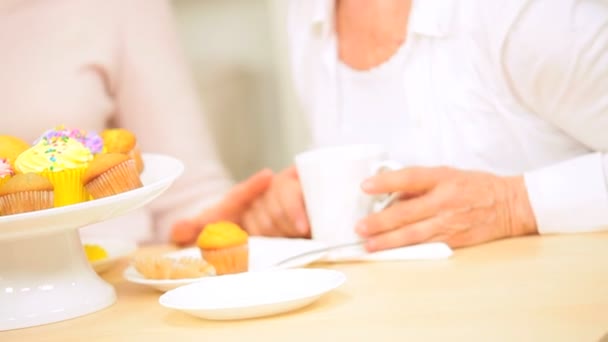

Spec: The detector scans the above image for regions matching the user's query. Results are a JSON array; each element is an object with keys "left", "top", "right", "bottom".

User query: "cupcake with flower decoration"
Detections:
[
  {"left": 0, "top": 158, "right": 15, "bottom": 188},
  {"left": 15, "top": 136, "right": 93, "bottom": 207},
  {"left": 37, "top": 125, "right": 105, "bottom": 155}
]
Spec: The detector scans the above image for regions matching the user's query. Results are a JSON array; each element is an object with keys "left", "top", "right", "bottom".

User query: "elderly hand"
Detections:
[
  {"left": 170, "top": 168, "right": 274, "bottom": 246},
  {"left": 356, "top": 167, "right": 537, "bottom": 251},
  {"left": 242, "top": 166, "right": 310, "bottom": 238}
]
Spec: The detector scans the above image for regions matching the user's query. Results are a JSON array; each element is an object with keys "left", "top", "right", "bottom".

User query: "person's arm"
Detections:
[
  {"left": 112, "top": 0, "right": 233, "bottom": 242},
  {"left": 504, "top": 0, "right": 608, "bottom": 234}
]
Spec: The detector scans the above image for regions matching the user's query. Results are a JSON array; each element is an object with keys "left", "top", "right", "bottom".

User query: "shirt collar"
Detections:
[
  {"left": 409, "top": 0, "right": 458, "bottom": 37},
  {"left": 309, "top": 0, "right": 458, "bottom": 39},
  {"left": 310, "top": 0, "right": 335, "bottom": 38}
]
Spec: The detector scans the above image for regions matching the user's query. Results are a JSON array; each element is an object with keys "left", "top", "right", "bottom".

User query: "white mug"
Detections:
[{"left": 295, "top": 144, "right": 401, "bottom": 254}]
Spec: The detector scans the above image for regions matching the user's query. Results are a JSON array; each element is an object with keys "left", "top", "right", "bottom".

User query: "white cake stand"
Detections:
[{"left": 0, "top": 154, "right": 184, "bottom": 331}]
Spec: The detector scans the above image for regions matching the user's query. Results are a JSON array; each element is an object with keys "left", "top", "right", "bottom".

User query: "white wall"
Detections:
[{"left": 171, "top": 0, "right": 309, "bottom": 181}]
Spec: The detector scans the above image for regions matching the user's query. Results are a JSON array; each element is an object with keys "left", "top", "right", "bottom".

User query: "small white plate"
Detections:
[
  {"left": 123, "top": 268, "right": 212, "bottom": 293},
  {"left": 159, "top": 268, "right": 346, "bottom": 320},
  {"left": 123, "top": 236, "right": 328, "bottom": 292},
  {"left": 82, "top": 237, "right": 138, "bottom": 274}
]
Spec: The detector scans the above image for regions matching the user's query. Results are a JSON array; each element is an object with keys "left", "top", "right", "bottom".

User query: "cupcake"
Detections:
[
  {"left": 82, "top": 153, "right": 143, "bottom": 199},
  {"left": 37, "top": 125, "right": 105, "bottom": 155},
  {"left": 0, "top": 135, "right": 30, "bottom": 169},
  {"left": 15, "top": 136, "right": 93, "bottom": 207},
  {"left": 196, "top": 221, "right": 249, "bottom": 275},
  {"left": 0, "top": 173, "right": 54, "bottom": 215},
  {"left": 101, "top": 128, "right": 144, "bottom": 173},
  {"left": 0, "top": 158, "right": 15, "bottom": 188}
]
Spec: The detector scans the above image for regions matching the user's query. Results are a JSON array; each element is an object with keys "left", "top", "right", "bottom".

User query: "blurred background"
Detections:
[{"left": 172, "top": 0, "right": 309, "bottom": 181}]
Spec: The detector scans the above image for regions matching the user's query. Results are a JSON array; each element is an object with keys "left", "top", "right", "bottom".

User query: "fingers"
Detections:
[
  {"left": 356, "top": 195, "right": 438, "bottom": 238},
  {"left": 243, "top": 199, "right": 282, "bottom": 236},
  {"left": 263, "top": 190, "right": 297, "bottom": 235},
  {"left": 282, "top": 165, "right": 299, "bottom": 179},
  {"left": 277, "top": 179, "right": 309, "bottom": 235},
  {"left": 363, "top": 218, "right": 439, "bottom": 252},
  {"left": 361, "top": 166, "right": 451, "bottom": 195},
  {"left": 190, "top": 168, "right": 274, "bottom": 228},
  {"left": 170, "top": 219, "right": 201, "bottom": 246},
  {"left": 243, "top": 190, "right": 308, "bottom": 237},
  {"left": 241, "top": 171, "right": 309, "bottom": 237},
  {"left": 222, "top": 168, "right": 274, "bottom": 212}
]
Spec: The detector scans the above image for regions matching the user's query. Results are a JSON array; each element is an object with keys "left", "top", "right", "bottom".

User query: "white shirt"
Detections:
[{"left": 287, "top": 0, "right": 608, "bottom": 234}]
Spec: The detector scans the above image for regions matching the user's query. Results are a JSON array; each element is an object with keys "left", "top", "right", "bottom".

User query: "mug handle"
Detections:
[{"left": 370, "top": 160, "right": 402, "bottom": 213}]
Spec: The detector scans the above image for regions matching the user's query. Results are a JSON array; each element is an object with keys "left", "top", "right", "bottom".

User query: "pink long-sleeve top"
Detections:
[{"left": 0, "top": 0, "right": 233, "bottom": 243}]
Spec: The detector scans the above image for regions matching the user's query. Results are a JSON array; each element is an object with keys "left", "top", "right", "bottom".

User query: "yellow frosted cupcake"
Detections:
[
  {"left": 38, "top": 125, "right": 105, "bottom": 155},
  {"left": 101, "top": 128, "right": 144, "bottom": 173},
  {"left": 15, "top": 136, "right": 93, "bottom": 207},
  {"left": 196, "top": 221, "right": 249, "bottom": 275},
  {"left": 83, "top": 153, "right": 143, "bottom": 199},
  {"left": 0, "top": 173, "right": 54, "bottom": 215}
]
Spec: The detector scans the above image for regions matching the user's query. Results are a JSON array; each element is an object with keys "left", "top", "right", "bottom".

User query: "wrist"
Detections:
[{"left": 504, "top": 175, "right": 538, "bottom": 237}]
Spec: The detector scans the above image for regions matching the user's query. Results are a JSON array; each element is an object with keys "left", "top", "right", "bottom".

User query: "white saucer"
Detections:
[
  {"left": 123, "top": 236, "right": 328, "bottom": 292},
  {"left": 81, "top": 237, "right": 138, "bottom": 274},
  {"left": 159, "top": 268, "right": 346, "bottom": 320},
  {"left": 123, "top": 269, "right": 213, "bottom": 293}
]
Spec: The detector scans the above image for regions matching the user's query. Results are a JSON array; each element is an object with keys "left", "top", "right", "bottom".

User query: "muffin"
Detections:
[
  {"left": 37, "top": 125, "right": 105, "bottom": 155},
  {"left": 83, "top": 153, "right": 143, "bottom": 199},
  {"left": 196, "top": 221, "right": 249, "bottom": 275},
  {"left": 101, "top": 128, "right": 144, "bottom": 173},
  {"left": 0, "top": 135, "right": 30, "bottom": 169},
  {"left": 133, "top": 256, "right": 216, "bottom": 280},
  {"left": 0, "top": 158, "right": 15, "bottom": 188},
  {"left": 15, "top": 136, "right": 93, "bottom": 207},
  {"left": 0, "top": 173, "right": 54, "bottom": 215}
]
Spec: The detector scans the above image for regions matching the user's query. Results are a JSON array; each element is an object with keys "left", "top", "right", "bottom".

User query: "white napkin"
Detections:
[{"left": 322, "top": 242, "right": 453, "bottom": 262}]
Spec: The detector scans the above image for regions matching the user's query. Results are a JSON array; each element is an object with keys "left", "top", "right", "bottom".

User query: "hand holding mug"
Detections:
[
  {"left": 356, "top": 167, "right": 538, "bottom": 251},
  {"left": 295, "top": 144, "right": 401, "bottom": 258}
]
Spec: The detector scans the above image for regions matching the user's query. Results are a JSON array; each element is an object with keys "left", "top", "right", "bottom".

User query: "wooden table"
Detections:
[{"left": 4, "top": 233, "right": 608, "bottom": 342}]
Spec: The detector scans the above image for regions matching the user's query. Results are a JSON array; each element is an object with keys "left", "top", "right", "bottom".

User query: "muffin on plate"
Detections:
[
  {"left": 100, "top": 128, "right": 144, "bottom": 173},
  {"left": 133, "top": 256, "right": 216, "bottom": 280},
  {"left": 15, "top": 136, "right": 92, "bottom": 207},
  {"left": 196, "top": 221, "right": 249, "bottom": 275},
  {"left": 83, "top": 153, "right": 143, "bottom": 199},
  {"left": 0, "top": 173, "right": 54, "bottom": 215}
]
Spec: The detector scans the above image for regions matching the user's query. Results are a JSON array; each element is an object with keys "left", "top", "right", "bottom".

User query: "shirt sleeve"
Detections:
[
  {"left": 112, "top": 0, "right": 233, "bottom": 242},
  {"left": 503, "top": 0, "right": 608, "bottom": 234}
]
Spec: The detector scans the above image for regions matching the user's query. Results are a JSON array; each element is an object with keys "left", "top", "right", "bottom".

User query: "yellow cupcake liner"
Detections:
[
  {"left": 40, "top": 168, "right": 90, "bottom": 207},
  {"left": 85, "top": 160, "right": 142, "bottom": 199},
  {"left": 0, "top": 190, "right": 54, "bottom": 215}
]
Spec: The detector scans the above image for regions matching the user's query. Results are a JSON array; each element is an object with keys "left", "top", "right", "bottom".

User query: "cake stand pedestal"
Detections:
[{"left": 0, "top": 154, "right": 183, "bottom": 331}]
